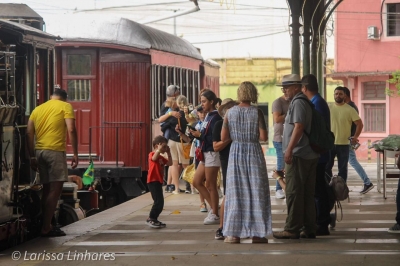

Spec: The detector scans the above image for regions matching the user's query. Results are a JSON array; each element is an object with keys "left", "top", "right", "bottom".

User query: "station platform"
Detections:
[{"left": 1, "top": 161, "right": 400, "bottom": 265}]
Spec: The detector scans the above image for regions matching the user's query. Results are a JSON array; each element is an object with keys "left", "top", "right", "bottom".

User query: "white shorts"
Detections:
[
  {"left": 201, "top": 151, "right": 221, "bottom": 167},
  {"left": 168, "top": 139, "right": 190, "bottom": 165}
]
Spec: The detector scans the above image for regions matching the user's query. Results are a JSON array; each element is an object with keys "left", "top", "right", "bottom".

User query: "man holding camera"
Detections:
[{"left": 326, "top": 86, "right": 363, "bottom": 183}]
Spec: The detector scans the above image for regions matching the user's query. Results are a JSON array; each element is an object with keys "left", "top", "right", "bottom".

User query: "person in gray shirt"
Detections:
[
  {"left": 273, "top": 74, "right": 319, "bottom": 239},
  {"left": 272, "top": 92, "right": 291, "bottom": 199}
]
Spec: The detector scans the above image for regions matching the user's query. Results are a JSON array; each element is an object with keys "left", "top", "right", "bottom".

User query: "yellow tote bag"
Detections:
[{"left": 182, "top": 163, "right": 196, "bottom": 184}]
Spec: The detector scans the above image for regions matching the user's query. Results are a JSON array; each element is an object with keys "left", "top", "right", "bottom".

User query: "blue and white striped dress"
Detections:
[{"left": 222, "top": 105, "right": 272, "bottom": 238}]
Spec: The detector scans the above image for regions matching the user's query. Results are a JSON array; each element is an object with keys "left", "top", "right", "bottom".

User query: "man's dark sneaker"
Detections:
[
  {"left": 273, "top": 231, "right": 300, "bottom": 239},
  {"left": 316, "top": 226, "right": 330, "bottom": 236},
  {"left": 215, "top": 228, "right": 224, "bottom": 240},
  {"left": 300, "top": 231, "right": 316, "bottom": 239},
  {"left": 360, "top": 183, "right": 374, "bottom": 194}
]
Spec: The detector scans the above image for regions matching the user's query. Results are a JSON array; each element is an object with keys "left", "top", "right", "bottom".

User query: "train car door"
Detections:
[
  {"left": 61, "top": 49, "right": 98, "bottom": 156},
  {"left": 100, "top": 53, "right": 150, "bottom": 168}
]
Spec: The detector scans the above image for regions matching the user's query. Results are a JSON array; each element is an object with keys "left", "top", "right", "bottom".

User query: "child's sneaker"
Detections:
[
  {"left": 156, "top": 220, "right": 167, "bottom": 228},
  {"left": 200, "top": 202, "right": 208, "bottom": 212},
  {"left": 146, "top": 219, "right": 161, "bottom": 228}
]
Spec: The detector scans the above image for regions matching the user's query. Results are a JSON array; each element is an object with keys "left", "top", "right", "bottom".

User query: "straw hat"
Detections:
[
  {"left": 218, "top": 98, "right": 238, "bottom": 117},
  {"left": 276, "top": 74, "right": 305, "bottom": 86}
]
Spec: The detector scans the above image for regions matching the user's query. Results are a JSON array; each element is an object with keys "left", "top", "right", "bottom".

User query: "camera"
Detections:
[
  {"left": 188, "top": 104, "right": 194, "bottom": 111},
  {"left": 348, "top": 137, "right": 360, "bottom": 150}
]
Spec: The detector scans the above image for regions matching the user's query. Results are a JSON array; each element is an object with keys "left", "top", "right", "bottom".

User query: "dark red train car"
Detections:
[
  {"left": 50, "top": 16, "right": 219, "bottom": 202},
  {"left": 201, "top": 59, "right": 220, "bottom": 95}
]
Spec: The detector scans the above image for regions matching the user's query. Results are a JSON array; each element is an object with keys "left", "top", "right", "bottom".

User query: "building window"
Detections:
[
  {"left": 387, "top": 3, "right": 400, "bottom": 36},
  {"left": 362, "top": 81, "right": 386, "bottom": 133}
]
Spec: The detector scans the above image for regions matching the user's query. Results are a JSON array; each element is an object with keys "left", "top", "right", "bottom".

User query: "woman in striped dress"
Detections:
[{"left": 221, "top": 81, "right": 272, "bottom": 243}]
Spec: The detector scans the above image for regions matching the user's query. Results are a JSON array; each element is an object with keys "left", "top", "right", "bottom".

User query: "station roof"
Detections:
[
  {"left": 0, "top": 19, "right": 56, "bottom": 39},
  {"left": 47, "top": 15, "right": 203, "bottom": 61},
  {"left": 0, "top": 19, "right": 57, "bottom": 48},
  {"left": 0, "top": 3, "right": 43, "bottom": 20}
]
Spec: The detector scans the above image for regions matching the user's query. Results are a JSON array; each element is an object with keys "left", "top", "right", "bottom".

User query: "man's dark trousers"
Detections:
[
  {"left": 314, "top": 162, "right": 332, "bottom": 228},
  {"left": 326, "top": 145, "right": 349, "bottom": 182}
]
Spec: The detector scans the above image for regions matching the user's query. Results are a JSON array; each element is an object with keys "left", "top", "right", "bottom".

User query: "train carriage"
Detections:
[{"left": 50, "top": 16, "right": 219, "bottom": 205}]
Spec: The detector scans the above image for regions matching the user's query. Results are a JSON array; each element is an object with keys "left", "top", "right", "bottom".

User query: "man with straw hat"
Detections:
[{"left": 273, "top": 74, "right": 319, "bottom": 239}]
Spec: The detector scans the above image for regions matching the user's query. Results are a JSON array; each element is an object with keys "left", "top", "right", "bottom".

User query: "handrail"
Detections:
[{"left": 89, "top": 124, "right": 143, "bottom": 168}]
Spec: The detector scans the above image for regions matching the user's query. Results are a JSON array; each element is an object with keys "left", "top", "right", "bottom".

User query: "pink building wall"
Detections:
[{"left": 334, "top": 0, "right": 400, "bottom": 160}]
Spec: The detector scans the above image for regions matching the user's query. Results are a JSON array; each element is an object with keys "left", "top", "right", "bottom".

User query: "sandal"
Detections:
[
  {"left": 41, "top": 227, "right": 66, "bottom": 237},
  {"left": 224, "top": 236, "right": 240, "bottom": 244}
]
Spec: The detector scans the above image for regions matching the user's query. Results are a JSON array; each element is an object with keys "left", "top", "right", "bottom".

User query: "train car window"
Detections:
[
  {"left": 194, "top": 71, "right": 199, "bottom": 105},
  {"left": 67, "top": 55, "right": 91, "bottom": 75},
  {"left": 187, "top": 70, "right": 193, "bottom": 105},
  {"left": 182, "top": 69, "right": 187, "bottom": 97},
  {"left": 160, "top": 66, "right": 166, "bottom": 96},
  {"left": 67, "top": 80, "right": 91, "bottom": 101},
  {"left": 62, "top": 50, "right": 96, "bottom": 102}
]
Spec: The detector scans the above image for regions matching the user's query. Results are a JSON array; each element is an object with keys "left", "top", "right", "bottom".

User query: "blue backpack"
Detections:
[{"left": 292, "top": 97, "right": 335, "bottom": 154}]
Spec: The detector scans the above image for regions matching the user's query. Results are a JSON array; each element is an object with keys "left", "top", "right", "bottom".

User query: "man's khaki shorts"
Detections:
[
  {"left": 168, "top": 139, "right": 190, "bottom": 165},
  {"left": 36, "top": 150, "right": 68, "bottom": 184}
]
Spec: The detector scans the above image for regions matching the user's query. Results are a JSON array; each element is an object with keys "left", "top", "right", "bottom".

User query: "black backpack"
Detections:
[{"left": 292, "top": 97, "right": 335, "bottom": 154}]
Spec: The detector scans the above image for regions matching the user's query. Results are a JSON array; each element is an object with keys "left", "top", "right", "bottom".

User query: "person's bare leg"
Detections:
[
  {"left": 219, "top": 196, "right": 225, "bottom": 228},
  {"left": 205, "top": 166, "right": 219, "bottom": 216},
  {"left": 170, "top": 160, "right": 180, "bottom": 192},
  {"left": 199, "top": 192, "right": 205, "bottom": 203},
  {"left": 41, "top": 181, "right": 64, "bottom": 234},
  {"left": 193, "top": 164, "right": 211, "bottom": 206},
  {"left": 167, "top": 167, "right": 172, "bottom": 185}
]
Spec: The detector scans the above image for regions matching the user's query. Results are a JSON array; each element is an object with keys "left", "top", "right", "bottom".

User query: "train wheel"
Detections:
[{"left": 58, "top": 205, "right": 85, "bottom": 226}]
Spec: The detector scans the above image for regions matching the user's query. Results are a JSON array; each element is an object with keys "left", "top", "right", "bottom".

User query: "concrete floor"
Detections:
[{"left": 1, "top": 160, "right": 400, "bottom": 266}]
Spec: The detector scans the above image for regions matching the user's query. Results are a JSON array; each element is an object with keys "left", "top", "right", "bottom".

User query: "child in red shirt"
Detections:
[{"left": 146, "top": 135, "right": 172, "bottom": 228}]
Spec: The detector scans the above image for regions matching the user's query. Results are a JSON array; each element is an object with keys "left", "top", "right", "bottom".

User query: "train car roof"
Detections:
[
  {"left": 204, "top": 59, "right": 220, "bottom": 68},
  {"left": 47, "top": 15, "right": 203, "bottom": 61}
]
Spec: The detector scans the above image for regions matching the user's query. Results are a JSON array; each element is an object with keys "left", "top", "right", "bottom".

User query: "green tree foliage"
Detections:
[{"left": 386, "top": 71, "right": 400, "bottom": 97}]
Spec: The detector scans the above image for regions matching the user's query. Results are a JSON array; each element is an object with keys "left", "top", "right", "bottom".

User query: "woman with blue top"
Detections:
[{"left": 189, "top": 90, "right": 222, "bottom": 225}]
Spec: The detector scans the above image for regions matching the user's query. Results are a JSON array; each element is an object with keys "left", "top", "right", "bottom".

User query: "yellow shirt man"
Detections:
[
  {"left": 27, "top": 89, "right": 78, "bottom": 237},
  {"left": 330, "top": 103, "right": 360, "bottom": 145},
  {"left": 29, "top": 99, "right": 75, "bottom": 151}
]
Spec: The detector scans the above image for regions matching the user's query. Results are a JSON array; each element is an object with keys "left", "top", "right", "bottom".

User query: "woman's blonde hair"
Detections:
[
  {"left": 237, "top": 81, "right": 258, "bottom": 103},
  {"left": 176, "top": 95, "right": 188, "bottom": 110}
]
